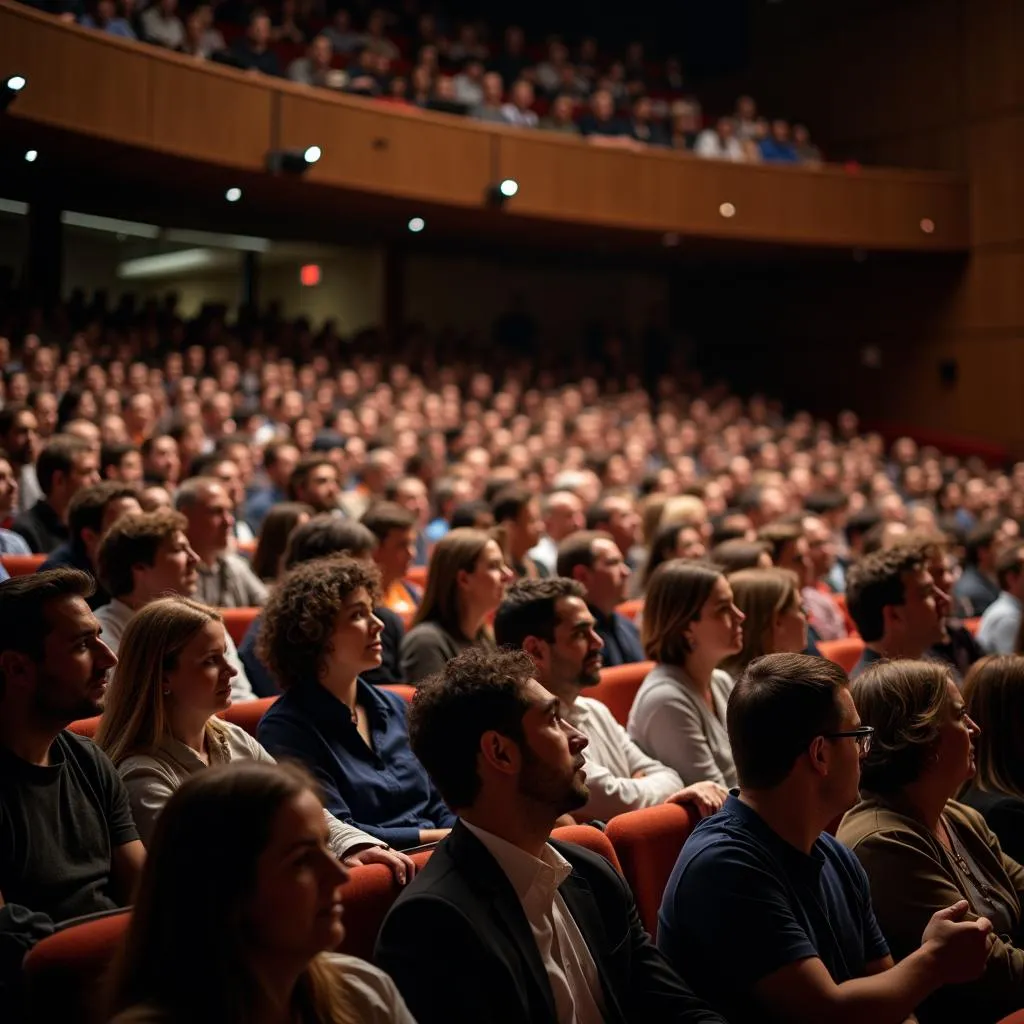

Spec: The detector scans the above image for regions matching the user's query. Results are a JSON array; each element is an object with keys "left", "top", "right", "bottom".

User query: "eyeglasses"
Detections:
[{"left": 823, "top": 726, "right": 874, "bottom": 755}]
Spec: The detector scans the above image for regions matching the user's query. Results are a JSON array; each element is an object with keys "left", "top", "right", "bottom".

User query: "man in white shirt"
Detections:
[
  {"left": 141, "top": 0, "right": 185, "bottom": 49},
  {"left": 495, "top": 577, "right": 728, "bottom": 823},
  {"left": 375, "top": 646, "right": 727, "bottom": 1024},
  {"left": 977, "top": 543, "right": 1024, "bottom": 654},
  {"left": 95, "top": 508, "right": 255, "bottom": 701}
]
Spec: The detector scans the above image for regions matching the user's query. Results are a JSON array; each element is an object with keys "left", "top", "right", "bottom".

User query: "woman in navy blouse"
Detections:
[{"left": 257, "top": 554, "right": 455, "bottom": 850}]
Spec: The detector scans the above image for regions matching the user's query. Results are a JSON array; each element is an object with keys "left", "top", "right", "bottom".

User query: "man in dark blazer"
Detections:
[{"left": 374, "top": 646, "right": 725, "bottom": 1024}]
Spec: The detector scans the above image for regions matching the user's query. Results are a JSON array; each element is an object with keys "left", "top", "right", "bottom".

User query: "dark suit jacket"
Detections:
[{"left": 374, "top": 821, "right": 725, "bottom": 1024}]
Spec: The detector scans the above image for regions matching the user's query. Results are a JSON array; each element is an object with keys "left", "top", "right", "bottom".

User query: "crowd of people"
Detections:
[
  {"left": 4, "top": 290, "right": 1024, "bottom": 1023},
  {"left": 18, "top": 0, "right": 825, "bottom": 164}
]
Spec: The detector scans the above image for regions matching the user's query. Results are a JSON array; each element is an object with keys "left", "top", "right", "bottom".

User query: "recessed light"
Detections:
[
  {"left": 719, "top": 202, "right": 736, "bottom": 218},
  {"left": 408, "top": 217, "right": 425, "bottom": 233},
  {"left": 24, "top": 149, "right": 38, "bottom": 163},
  {"left": 225, "top": 187, "right": 242, "bottom": 203}
]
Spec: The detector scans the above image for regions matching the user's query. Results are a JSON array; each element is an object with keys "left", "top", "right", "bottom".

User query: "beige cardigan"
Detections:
[{"left": 839, "top": 795, "right": 1024, "bottom": 1023}]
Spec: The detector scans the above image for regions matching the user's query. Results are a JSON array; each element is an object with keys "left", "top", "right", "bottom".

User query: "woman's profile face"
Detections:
[
  {"left": 932, "top": 678, "right": 980, "bottom": 792},
  {"left": 245, "top": 789, "right": 349, "bottom": 962},
  {"left": 686, "top": 576, "right": 745, "bottom": 661},
  {"left": 163, "top": 621, "right": 236, "bottom": 717}
]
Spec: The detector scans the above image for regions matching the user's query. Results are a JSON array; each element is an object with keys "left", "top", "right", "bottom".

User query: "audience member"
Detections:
[
  {"left": 249, "top": 501, "right": 312, "bottom": 582},
  {"left": 257, "top": 556, "right": 455, "bottom": 848},
  {"left": 721, "top": 567, "right": 807, "bottom": 677},
  {"left": 95, "top": 508, "right": 256, "bottom": 699},
  {"left": 955, "top": 519, "right": 1006, "bottom": 616},
  {"left": 586, "top": 493, "right": 642, "bottom": 569},
  {"left": 557, "top": 530, "right": 641, "bottom": 665},
  {"left": 140, "top": 0, "right": 184, "bottom": 49},
  {"left": 231, "top": 8, "right": 281, "bottom": 76},
  {"left": 495, "top": 578, "right": 728, "bottom": 822},
  {"left": 493, "top": 486, "right": 547, "bottom": 579},
  {"left": 104, "top": 762, "right": 416, "bottom": 1024},
  {"left": 628, "top": 560, "right": 744, "bottom": 787},
  {"left": 80, "top": 0, "right": 137, "bottom": 39},
  {"left": 0, "top": 405, "right": 41, "bottom": 515},
  {"left": 401, "top": 528, "right": 512, "bottom": 683},
  {"left": 539, "top": 94, "right": 581, "bottom": 135},
  {"left": 659, "top": 652, "right": 992, "bottom": 1024},
  {"left": 0, "top": 451, "right": 32, "bottom": 559},
  {"left": 39, "top": 481, "right": 141, "bottom": 607},
  {"left": 176, "top": 477, "right": 268, "bottom": 608},
  {"left": 842, "top": 659, "right": 1024, "bottom": 1023},
  {"left": 12, "top": 434, "right": 100, "bottom": 554},
  {"left": 100, "top": 442, "right": 144, "bottom": 485},
  {"left": 471, "top": 70, "right": 506, "bottom": 123},
  {"left": 711, "top": 537, "right": 772, "bottom": 574},
  {"left": 528, "top": 490, "right": 584, "bottom": 575},
  {"left": 376, "top": 646, "right": 729, "bottom": 1024},
  {"left": 501, "top": 78, "right": 539, "bottom": 127},
  {"left": 639, "top": 521, "right": 707, "bottom": 593},
  {"left": 140, "top": 434, "right": 181, "bottom": 487},
  {"left": 361, "top": 502, "right": 421, "bottom": 616},
  {"left": 0, "top": 570, "right": 144, "bottom": 937},
  {"left": 695, "top": 117, "right": 746, "bottom": 161},
  {"left": 802, "top": 513, "right": 850, "bottom": 640},
  {"left": 759, "top": 119, "right": 799, "bottom": 162},
  {"left": 846, "top": 544, "right": 949, "bottom": 677},
  {"left": 962, "top": 656, "right": 1024, "bottom": 863},
  {"left": 245, "top": 441, "right": 299, "bottom": 530},
  {"left": 288, "top": 455, "right": 341, "bottom": 514},
  {"left": 579, "top": 89, "right": 633, "bottom": 142},
  {"left": 240, "top": 516, "right": 405, "bottom": 694},
  {"left": 978, "top": 542, "right": 1024, "bottom": 655}
]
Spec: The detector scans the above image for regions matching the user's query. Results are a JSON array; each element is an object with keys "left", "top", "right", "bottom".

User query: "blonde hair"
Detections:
[
  {"left": 639, "top": 493, "right": 669, "bottom": 546},
  {"left": 721, "top": 568, "right": 801, "bottom": 677},
  {"left": 660, "top": 495, "right": 707, "bottom": 530},
  {"left": 642, "top": 559, "right": 723, "bottom": 666},
  {"left": 96, "top": 596, "right": 229, "bottom": 765},
  {"left": 413, "top": 528, "right": 495, "bottom": 640},
  {"left": 963, "top": 655, "right": 1024, "bottom": 800}
]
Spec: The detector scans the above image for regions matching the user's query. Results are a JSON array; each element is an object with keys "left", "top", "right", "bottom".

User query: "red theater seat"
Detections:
[
  {"left": 551, "top": 823, "right": 622, "bottom": 872},
  {"left": 220, "top": 695, "right": 278, "bottom": 737},
  {"left": 381, "top": 683, "right": 416, "bottom": 703},
  {"left": 404, "top": 566, "right": 428, "bottom": 589},
  {"left": 818, "top": 636, "right": 865, "bottom": 674},
  {"left": 996, "top": 1013, "right": 1024, "bottom": 1024},
  {"left": 219, "top": 606, "right": 259, "bottom": 647},
  {"left": 1, "top": 553, "right": 45, "bottom": 576},
  {"left": 964, "top": 617, "right": 981, "bottom": 636},
  {"left": 616, "top": 599, "right": 643, "bottom": 622},
  {"left": 67, "top": 717, "right": 101, "bottom": 739},
  {"left": 591, "top": 661, "right": 654, "bottom": 726},
  {"left": 606, "top": 802, "right": 700, "bottom": 936},
  {"left": 22, "top": 910, "right": 130, "bottom": 1022}
]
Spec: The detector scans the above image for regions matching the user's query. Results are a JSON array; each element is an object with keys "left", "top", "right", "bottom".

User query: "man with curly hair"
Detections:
[
  {"left": 846, "top": 545, "right": 949, "bottom": 678},
  {"left": 257, "top": 555, "right": 455, "bottom": 850}
]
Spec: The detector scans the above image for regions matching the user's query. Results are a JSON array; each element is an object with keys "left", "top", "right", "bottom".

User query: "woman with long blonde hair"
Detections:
[
  {"left": 96, "top": 596, "right": 413, "bottom": 881},
  {"left": 720, "top": 567, "right": 808, "bottom": 678},
  {"left": 399, "top": 528, "right": 513, "bottom": 684},
  {"left": 105, "top": 761, "right": 416, "bottom": 1024}
]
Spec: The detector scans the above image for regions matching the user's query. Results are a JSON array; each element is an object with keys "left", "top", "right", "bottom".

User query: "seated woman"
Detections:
[
  {"left": 962, "top": 655, "right": 1024, "bottom": 864},
  {"left": 840, "top": 659, "right": 1024, "bottom": 1024},
  {"left": 637, "top": 521, "right": 708, "bottom": 595},
  {"left": 105, "top": 761, "right": 415, "bottom": 1024},
  {"left": 720, "top": 567, "right": 807, "bottom": 677},
  {"left": 627, "top": 560, "right": 746, "bottom": 788},
  {"left": 258, "top": 555, "right": 456, "bottom": 850},
  {"left": 96, "top": 595, "right": 412, "bottom": 881},
  {"left": 400, "top": 528, "right": 513, "bottom": 684},
  {"left": 250, "top": 501, "right": 313, "bottom": 583}
]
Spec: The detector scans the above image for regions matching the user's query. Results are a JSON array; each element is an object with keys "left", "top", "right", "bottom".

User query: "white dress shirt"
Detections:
[
  {"left": 462, "top": 821, "right": 606, "bottom": 1024},
  {"left": 565, "top": 694, "right": 684, "bottom": 821},
  {"left": 95, "top": 598, "right": 256, "bottom": 702}
]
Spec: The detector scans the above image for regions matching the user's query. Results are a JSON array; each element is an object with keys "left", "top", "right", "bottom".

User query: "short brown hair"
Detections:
[
  {"left": 711, "top": 539, "right": 771, "bottom": 575},
  {"left": 641, "top": 560, "right": 723, "bottom": 665},
  {"left": 67, "top": 482, "right": 139, "bottom": 549},
  {"left": 360, "top": 501, "right": 415, "bottom": 543},
  {"left": 757, "top": 522, "right": 802, "bottom": 564},
  {"left": 287, "top": 457, "right": 335, "bottom": 501},
  {"left": 995, "top": 544, "right": 1024, "bottom": 591},
  {"left": 555, "top": 530, "right": 613, "bottom": 578},
  {"left": 846, "top": 545, "right": 924, "bottom": 643},
  {"left": 98, "top": 509, "right": 188, "bottom": 598},
  {"left": 36, "top": 433, "right": 93, "bottom": 495},
  {"left": 852, "top": 659, "right": 953, "bottom": 793},
  {"left": 257, "top": 556, "right": 381, "bottom": 691}
]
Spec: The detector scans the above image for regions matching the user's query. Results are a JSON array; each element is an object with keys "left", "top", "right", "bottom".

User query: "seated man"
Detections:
[
  {"left": 557, "top": 530, "right": 643, "bottom": 665},
  {"left": 239, "top": 516, "right": 404, "bottom": 695},
  {"left": 494, "top": 577, "right": 727, "bottom": 823},
  {"left": 658, "top": 651, "right": 993, "bottom": 1024},
  {"left": 12, "top": 434, "right": 100, "bottom": 554},
  {"left": 977, "top": 542, "right": 1024, "bottom": 654},
  {"left": 375, "top": 646, "right": 727, "bottom": 1024},
  {"left": 360, "top": 501, "right": 421, "bottom": 617},
  {"left": 846, "top": 543, "right": 949, "bottom": 678},
  {"left": 0, "top": 569, "right": 145, "bottom": 934},
  {"left": 95, "top": 509, "right": 255, "bottom": 700},
  {"left": 175, "top": 477, "right": 267, "bottom": 608},
  {"left": 39, "top": 482, "right": 141, "bottom": 608},
  {"left": 492, "top": 486, "right": 548, "bottom": 579}
]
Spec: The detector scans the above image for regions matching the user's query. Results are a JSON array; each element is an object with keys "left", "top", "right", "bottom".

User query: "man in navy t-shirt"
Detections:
[{"left": 658, "top": 652, "right": 993, "bottom": 1024}]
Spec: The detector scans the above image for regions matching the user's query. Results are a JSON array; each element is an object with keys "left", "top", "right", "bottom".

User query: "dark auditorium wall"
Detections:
[{"left": 698, "top": 0, "right": 1024, "bottom": 454}]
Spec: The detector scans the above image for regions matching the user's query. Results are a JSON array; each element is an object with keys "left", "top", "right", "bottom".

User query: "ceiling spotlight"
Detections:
[
  {"left": 225, "top": 187, "right": 242, "bottom": 203},
  {"left": 486, "top": 178, "right": 520, "bottom": 208},
  {"left": 24, "top": 149, "right": 37, "bottom": 163},
  {"left": 2, "top": 74, "right": 26, "bottom": 112},
  {"left": 408, "top": 216, "right": 425, "bottom": 233},
  {"left": 266, "top": 147, "right": 322, "bottom": 174}
]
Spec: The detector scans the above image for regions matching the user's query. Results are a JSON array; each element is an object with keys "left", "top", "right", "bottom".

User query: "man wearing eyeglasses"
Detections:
[{"left": 657, "top": 652, "right": 993, "bottom": 1024}]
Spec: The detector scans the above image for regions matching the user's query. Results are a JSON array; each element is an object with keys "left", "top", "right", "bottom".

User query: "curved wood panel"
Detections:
[{"left": 0, "top": 0, "right": 968, "bottom": 251}]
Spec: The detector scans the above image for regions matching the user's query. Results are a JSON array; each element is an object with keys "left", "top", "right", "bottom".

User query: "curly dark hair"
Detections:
[
  {"left": 257, "top": 555, "right": 382, "bottom": 690},
  {"left": 409, "top": 646, "right": 536, "bottom": 809},
  {"left": 846, "top": 544, "right": 925, "bottom": 643}
]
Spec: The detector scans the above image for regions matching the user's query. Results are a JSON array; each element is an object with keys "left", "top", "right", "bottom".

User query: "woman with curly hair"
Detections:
[{"left": 258, "top": 555, "right": 455, "bottom": 850}]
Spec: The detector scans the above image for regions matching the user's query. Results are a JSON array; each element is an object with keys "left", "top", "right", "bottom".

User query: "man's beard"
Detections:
[{"left": 518, "top": 742, "right": 589, "bottom": 817}]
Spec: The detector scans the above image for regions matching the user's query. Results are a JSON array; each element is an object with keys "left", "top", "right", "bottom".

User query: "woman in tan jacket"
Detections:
[{"left": 839, "top": 659, "right": 1024, "bottom": 1024}]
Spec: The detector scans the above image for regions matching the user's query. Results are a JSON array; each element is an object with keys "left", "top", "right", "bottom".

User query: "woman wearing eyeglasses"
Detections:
[{"left": 838, "top": 660, "right": 1024, "bottom": 1024}]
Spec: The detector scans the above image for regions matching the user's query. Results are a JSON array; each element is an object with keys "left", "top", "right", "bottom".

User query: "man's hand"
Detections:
[
  {"left": 666, "top": 781, "right": 729, "bottom": 818},
  {"left": 920, "top": 900, "right": 993, "bottom": 984},
  {"left": 343, "top": 845, "right": 417, "bottom": 886}
]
